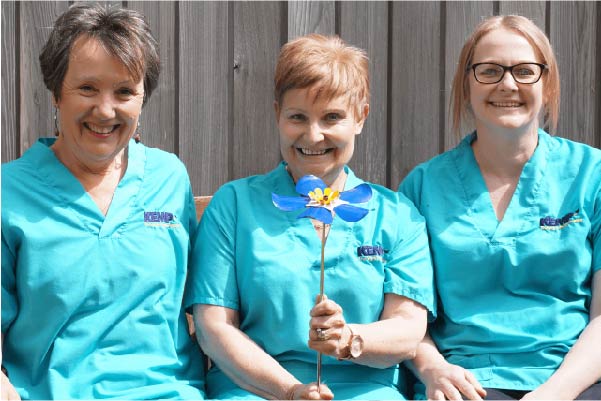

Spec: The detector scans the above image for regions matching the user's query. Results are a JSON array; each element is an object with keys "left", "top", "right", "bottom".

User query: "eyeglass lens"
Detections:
[{"left": 474, "top": 63, "right": 543, "bottom": 84}]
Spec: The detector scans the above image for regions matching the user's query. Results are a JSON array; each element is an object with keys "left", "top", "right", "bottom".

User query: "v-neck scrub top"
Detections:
[
  {"left": 185, "top": 163, "right": 435, "bottom": 400},
  {"left": 1, "top": 138, "right": 205, "bottom": 399},
  {"left": 400, "top": 130, "right": 601, "bottom": 391}
]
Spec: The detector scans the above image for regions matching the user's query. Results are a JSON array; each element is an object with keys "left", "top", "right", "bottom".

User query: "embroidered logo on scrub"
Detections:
[
  {"left": 144, "top": 211, "right": 181, "bottom": 228},
  {"left": 357, "top": 245, "right": 386, "bottom": 262},
  {"left": 539, "top": 209, "right": 582, "bottom": 231}
]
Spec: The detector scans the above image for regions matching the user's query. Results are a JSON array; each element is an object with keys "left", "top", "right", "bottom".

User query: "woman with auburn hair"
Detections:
[
  {"left": 400, "top": 15, "right": 601, "bottom": 400},
  {"left": 186, "top": 34, "right": 435, "bottom": 400},
  {"left": 1, "top": 4, "right": 205, "bottom": 399}
]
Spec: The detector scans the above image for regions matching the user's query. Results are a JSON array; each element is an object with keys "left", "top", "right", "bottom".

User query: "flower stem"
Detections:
[{"left": 317, "top": 223, "right": 327, "bottom": 391}]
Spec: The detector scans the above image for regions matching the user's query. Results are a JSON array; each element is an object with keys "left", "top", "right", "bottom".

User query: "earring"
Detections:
[
  {"left": 134, "top": 118, "right": 142, "bottom": 143},
  {"left": 53, "top": 108, "right": 59, "bottom": 136}
]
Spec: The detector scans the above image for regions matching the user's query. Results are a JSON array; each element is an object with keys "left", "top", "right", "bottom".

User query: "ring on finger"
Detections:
[{"left": 316, "top": 328, "right": 327, "bottom": 341}]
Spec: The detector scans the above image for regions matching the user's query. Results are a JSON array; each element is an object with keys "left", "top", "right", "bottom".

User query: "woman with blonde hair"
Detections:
[
  {"left": 400, "top": 15, "right": 601, "bottom": 400},
  {"left": 186, "top": 34, "right": 436, "bottom": 400}
]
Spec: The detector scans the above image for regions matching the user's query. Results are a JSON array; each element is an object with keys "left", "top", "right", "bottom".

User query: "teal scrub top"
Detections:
[
  {"left": 1, "top": 138, "right": 205, "bottom": 399},
  {"left": 400, "top": 130, "right": 601, "bottom": 391},
  {"left": 185, "top": 163, "right": 435, "bottom": 400}
]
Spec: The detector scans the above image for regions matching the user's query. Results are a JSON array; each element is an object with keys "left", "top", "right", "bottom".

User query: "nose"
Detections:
[
  {"left": 498, "top": 70, "right": 519, "bottom": 91},
  {"left": 93, "top": 93, "right": 117, "bottom": 120},
  {"left": 306, "top": 121, "right": 325, "bottom": 141}
]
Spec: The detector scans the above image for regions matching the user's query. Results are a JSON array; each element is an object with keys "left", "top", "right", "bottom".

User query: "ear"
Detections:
[
  {"left": 52, "top": 94, "right": 58, "bottom": 108},
  {"left": 354, "top": 103, "right": 370, "bottom": 135},
  {"left": 274, "top": 101, "right": 281, "bottom": 122}
]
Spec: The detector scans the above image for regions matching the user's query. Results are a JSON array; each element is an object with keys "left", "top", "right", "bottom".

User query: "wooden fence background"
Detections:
[{"left": 2, "top": 1, "right": 600, "bottom": 195}]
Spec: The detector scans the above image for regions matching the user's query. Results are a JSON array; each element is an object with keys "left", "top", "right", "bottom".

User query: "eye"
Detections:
[
  {"left": 324, "top": 113, "right": 343, "bottom": 122},
  {"left": 117, "top": 87, "right": 135, "bottom": 97},
  {"left": 481, "top": 67, "right": 501, "bottom": 77},
  {"left": 514, "top": 67, "right": 536, "bottom": 77},
  {"left": 289, "top": 113, "right": 306, "bottom": 121},
  {"left": 79, "top": 85, "right": 96, "bottom": 94}
]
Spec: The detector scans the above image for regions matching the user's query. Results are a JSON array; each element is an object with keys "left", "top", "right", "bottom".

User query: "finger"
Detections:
[
  {"left": 455, "top": 380, "right": 482, "bottom": 401},
  {"left": 440, "top": 383, "right": 464, "bottom": 401},
  {"left": 464, "top": 370, "right": 486, "bottom": 399},
  {"left": 308, "top": 327, "right": 333, "bottom": 341},
  {"left": 318, "top": 384, "right": 334, "bottom": 400},
  {"left": 314, "top": 294, "right": 328, "bottom": 304},
  {"left": 310, "top": 315, "right": 345, "bottom": 330},
  {"left": 310, "top": 299, "right": 341, "bottom": 317},
  {"left": 428, "top": 389, "right": 446, "bottom": 401}
]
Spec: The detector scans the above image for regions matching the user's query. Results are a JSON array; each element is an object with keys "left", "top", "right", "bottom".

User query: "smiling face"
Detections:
[
  {"left": 53, "top": 35, "right": 145, "bottom": 170},
  {"left": 469, "top": 28, "right": 544, "bottom": 136},
  {"left": 275, "top": 87, "right": 368, "bottom": 189}
]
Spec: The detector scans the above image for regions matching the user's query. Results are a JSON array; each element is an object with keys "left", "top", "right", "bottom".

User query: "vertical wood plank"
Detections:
[
  {"left": 232, "top": 2, "right": 284, "bottom": 181},
  {"left": 128, "top": 1, "right": 176, "bottom": 154},
  {"left": 339, "top": 2, "right": 388, "bottom": 187},
  {"left": 389, "top": 1, "right": 442, "bottom": 187},
  {"left": 19, "top": 1, "right": 69, "bottom": 154},
  {"left": 550, "top": 2, "right": 598, "bottom": 146},
  {"left": 288, "top": 1, "right": 335, "bottom": 40},
  {"left": 499, "top": 1, "right": 545, "bottom": 28},
  {"left": 2, "top": 1, "right": 18, "bottom": 162},
  {"left": 444, "top": 2, "right": 494, "bottom": 150},
  {"left": 179, "top": 1, "right": 230, "bottom": 195}
]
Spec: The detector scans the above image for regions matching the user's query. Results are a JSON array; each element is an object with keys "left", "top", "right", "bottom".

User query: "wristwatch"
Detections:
[{"left": 338, "top": 325, "right": 364, "bottom": 360}]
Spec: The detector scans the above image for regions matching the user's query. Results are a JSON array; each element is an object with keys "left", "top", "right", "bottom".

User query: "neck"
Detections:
[
  {"left": 51, "top": 140, "right": 127, "bottom": 183},
  {"left": 472, "top": 125, "right": 538, "bottom": 178},
  {"left": 287, "top": 167, "right": 348, "bottom": 192}
]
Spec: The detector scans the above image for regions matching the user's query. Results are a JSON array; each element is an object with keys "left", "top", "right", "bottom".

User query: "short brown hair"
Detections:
[
  {"left": 450, "top": 15, "right": 560, "bottom": 137},
  {"left": 274, "top": 34, "right": 369, "bottom": 118},
  {"left": 39, "top": 3, "right": 160, "bottom": 105}
]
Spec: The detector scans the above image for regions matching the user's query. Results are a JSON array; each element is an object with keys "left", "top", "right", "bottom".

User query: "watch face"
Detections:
[{"left": 349, "top": 335, "right": 364, "bottom": 358}]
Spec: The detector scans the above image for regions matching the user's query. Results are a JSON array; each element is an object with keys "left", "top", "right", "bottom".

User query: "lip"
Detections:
[
  {"left": 488, "top": 101, "right": 524, "bottom": 108},
  {"left": 296, "top": 147, "right": 333, "bottom": 156},
  {"left": 84, "top": 122, "right": 119, "bottom": 136}
]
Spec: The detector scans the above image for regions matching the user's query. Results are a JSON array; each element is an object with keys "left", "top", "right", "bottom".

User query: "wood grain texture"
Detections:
[
  {"left": 1, "top": 1, "right": 18, "bottom": 162},
  {"left": 340, "top": 1, "right": 388, "bottom": 187},
  {"left": 128, "top": 1, "right": 176, "bottom": 154},
  {"left": 288, "top": 1, "right": 335, "bottom": 40},
  {"left": 443, "top": 1, "right": 494, "bottom": 150},
  {"left": 19, "top": 1, "right": 69, "bottom": 154},
  {"left": 232, "top": 2, "right": 284, "bottom": 181},
  {"left": 499, "top": 1, "right": 545, "bottom": 29},
  {"left": 390, "top": 1, "right": 442, "bottom": 187},
  {"left": 550, "top": 2, "right": 598, "bottom": 146},
  {"left": 179, "top": 2, "right": 230, "bottom": 195}
]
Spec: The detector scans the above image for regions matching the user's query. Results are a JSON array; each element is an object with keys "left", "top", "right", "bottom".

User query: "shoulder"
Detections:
[
  {"left": 545, "top": 133, "right": 601, "bottom": 163},
  {"left": 140, "top": 143, "right": 187, "bottom": 173},
  {"left": 399, "top": 142, "right": 464, "bottom": 208}
]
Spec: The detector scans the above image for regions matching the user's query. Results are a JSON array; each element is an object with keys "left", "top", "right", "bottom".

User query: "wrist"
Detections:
[
  {"left": 283, "top": 382, "right": 302, "bottom": 400},
  {"left": 337, "top": 324, "right": 364, "bottom": 360}
]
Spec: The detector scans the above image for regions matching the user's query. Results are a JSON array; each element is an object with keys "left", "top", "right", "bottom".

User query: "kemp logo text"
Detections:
[
  {"left": 357, "top": 245, "right": 385, "bottom": 262},
  {"left": 144, "top": 211, "right": 180, "bottom": 228},
  {"left": 540, "top": 209, "right": 582, "bottom": 231}
]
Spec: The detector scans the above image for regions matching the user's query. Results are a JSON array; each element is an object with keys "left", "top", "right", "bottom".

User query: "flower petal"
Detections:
[
  {"left": 272, "top": 193, "right": 309, "bottom": 211},
  {"left": 296, "top": 175, "right": 326, "bottom": 196},
  {"left": 298, "top": 206, "right": 333, "bottom": 224},
  {"left": 339, "top": 183, "right": 372, "bottom": 204},
  {"left": 334, "top": 204, "right": 369, "bottom": 222}
]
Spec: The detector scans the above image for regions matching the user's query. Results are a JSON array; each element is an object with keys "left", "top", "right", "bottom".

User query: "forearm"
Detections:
[
  {"left": 539, "top": 315, "right": 601, "bottom": 399},
  {"left": 351, "top": 314, "right": 426, "bottom": 369},
  {"left": 197, "top": 320, "right": 300, "bottom": 400},
  {"left": 405, "top": 332, "right": 447, "bottom": 380}
]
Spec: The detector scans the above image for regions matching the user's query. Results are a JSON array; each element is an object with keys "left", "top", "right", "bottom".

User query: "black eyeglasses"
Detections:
[{"left": 469, "top": 62, "right": 547, "bottom": 84}]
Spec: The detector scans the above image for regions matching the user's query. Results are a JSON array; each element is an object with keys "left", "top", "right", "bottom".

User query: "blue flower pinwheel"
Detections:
[{"left": 272, "top": 175, "right": 372, "bottom": 224}]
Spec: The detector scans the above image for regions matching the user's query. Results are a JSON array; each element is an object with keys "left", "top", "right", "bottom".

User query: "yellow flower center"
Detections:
[{"left": 308, "top": 187, "right": 340, "bottom": 206}]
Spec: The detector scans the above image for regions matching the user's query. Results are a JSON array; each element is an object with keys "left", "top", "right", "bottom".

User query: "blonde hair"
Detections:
[
  {"left": 274, "top": 34, "right": 369, "bottom": 118},
  {"left": 450, "top": 15, "right": 560, "bottom": 137}
]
